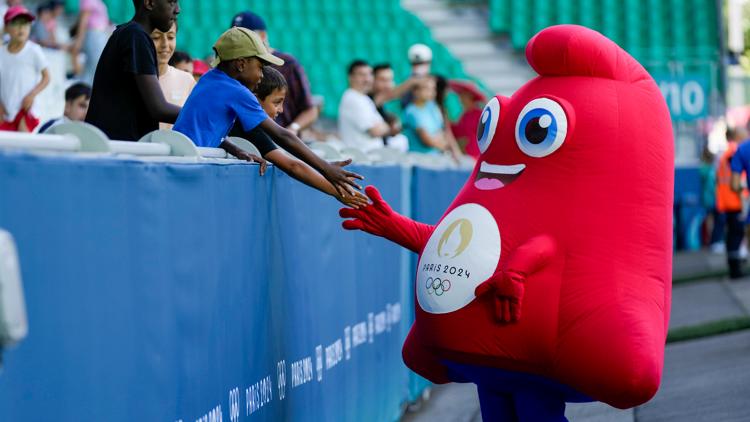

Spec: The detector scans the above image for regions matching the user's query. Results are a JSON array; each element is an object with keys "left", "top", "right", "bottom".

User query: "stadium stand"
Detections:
[
  {"left": 488, "top": 0, "right": 721, "bottom": 63},
  {"left": 92, "top": 0, "right": 473, "bottom": 117}
]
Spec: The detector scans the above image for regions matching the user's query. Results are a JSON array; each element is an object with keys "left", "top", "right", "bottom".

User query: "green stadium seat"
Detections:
[
  {"left": 578, "top": 0, "right": 601, "bottom": 31},
  {"left": 532, "top": 0, "right": 554, "bottom": 34},
  {"left": 555, "top": 0, "right": 576, "bottom": 23},
  {"left": 509, "top": 0, "right": 531, "bottom": 49},
  {"left": 487, "top": 0, "right": 720, "bottom": 71},
  {"left": 489, "top": 0, "right": 512, "bottom": 32}
]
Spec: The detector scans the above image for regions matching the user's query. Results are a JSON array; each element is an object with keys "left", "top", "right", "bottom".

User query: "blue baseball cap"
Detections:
[{"left": 231, "top": 11, "right": 266, "bottom": 31}]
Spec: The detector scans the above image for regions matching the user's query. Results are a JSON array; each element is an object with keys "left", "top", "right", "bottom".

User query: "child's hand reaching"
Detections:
[
  {"left": 336, "top": 188, "right": 369, "bottom": 209},
  {"left": 323, "top": 159, "right": 364, "bottom": 198}
]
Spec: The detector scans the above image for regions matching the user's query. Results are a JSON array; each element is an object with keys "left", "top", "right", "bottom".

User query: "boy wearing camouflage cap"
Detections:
[{"left": 174, "top": 27, "right": 362, "bottom": 198}]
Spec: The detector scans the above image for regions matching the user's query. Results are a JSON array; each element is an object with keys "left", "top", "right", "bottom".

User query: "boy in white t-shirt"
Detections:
[{"left": 0, "top": 6, "right": 49, "bottom": 132}]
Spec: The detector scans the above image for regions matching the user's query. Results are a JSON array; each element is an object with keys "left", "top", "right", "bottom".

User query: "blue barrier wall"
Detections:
[
  {"left": 0, "top": 152, "right": 470, "bottom": 422},
  {"left": 406, "top": 167, "right": 472, "bottom": 399}
]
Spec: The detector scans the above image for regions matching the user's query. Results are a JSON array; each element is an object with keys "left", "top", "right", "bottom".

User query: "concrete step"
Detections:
[
  {"left": 402, "top": 0, "right": 446, "bottom": 10},
  {"left": 566, "top": 402, "right": 633, "bottom": 422},
  {"left": 430, "top": 24, "right": 493, "bottom": 42},
  {"left": 415, "top": 8, "right": 487, "bottom": 26},
  {"left": 446, "top": 41, "right": 505, "bottom": 60},
  {"left": 467, "top": 75, "right": 533, "bottom": 94},
  {"left": 462, "top": 58, "right": 530, "bottom": 74},
  {"left": 402, "top": 0, "right": 533, "bottom": 96},
  {"left": 479, "top": 76, "right": 531, "bottom": 90},
  {"left": 672, "top": 250, "right": 728, "bottom": 280},
  {"left": 727, "top": 277, "right": 750, "bottom": 312},
  {"left": 669, "top": 279, "right": 748, "bottom": 330},
  {"left": 638, "top": 331, "right": 750, "bottom": 421}
]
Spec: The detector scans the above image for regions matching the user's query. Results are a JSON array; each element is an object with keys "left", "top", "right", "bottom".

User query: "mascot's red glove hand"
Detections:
[
  {"left": 474, "top": 235, "right": 557, "bottom": 324},
  {"left": 339, "top": 186, "right": 434, "bottom": 253}
]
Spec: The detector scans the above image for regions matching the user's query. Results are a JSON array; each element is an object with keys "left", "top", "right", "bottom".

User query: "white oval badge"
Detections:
[{"left": 416, "top": 203, "right": 501, "bottom": 314}]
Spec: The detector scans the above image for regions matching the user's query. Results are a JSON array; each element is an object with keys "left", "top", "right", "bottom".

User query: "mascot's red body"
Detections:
[{"left": 341, "top": 25, "right": 673, "bottom": 419}]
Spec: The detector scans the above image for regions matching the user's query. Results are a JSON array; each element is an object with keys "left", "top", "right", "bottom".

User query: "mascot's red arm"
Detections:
[
  {"left": 339, "top": 186, "right": 435, "bottom": 253},
  {"left": 475, "top": 235, "right": 557, "bottom": 323}
]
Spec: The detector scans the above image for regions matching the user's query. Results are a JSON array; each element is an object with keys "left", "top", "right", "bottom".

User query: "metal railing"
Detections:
[
  {"left": 0, "top": 122, "right": 230, "bottom": 161},
  {"left": 0, "top": 122, "right": 476, "bottom": 170}
]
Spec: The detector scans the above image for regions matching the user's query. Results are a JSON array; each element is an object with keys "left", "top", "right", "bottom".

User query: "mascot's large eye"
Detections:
[
  {"left": 476, "top": 97, "right": 501, "bottom": 154},
  {"left": 515, "top": 98, "right": 568, "bottom": 157}
]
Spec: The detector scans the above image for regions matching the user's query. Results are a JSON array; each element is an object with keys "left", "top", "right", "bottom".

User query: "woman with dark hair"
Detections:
[
  {"left": 151, "top": 21, "right": 195, "bottom": 129},
  {"left": 435, "top": 74, "right": 464, "bottom": 159}
]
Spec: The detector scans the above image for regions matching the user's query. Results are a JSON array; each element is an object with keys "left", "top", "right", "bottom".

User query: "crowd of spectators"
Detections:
[{"left": 1, "top": 1, "right": 488, "bottom": 202}]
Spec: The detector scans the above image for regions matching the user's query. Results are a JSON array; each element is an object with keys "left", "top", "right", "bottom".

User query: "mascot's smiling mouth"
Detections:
[{"left": 474, "top": 162, "right": 526, "bottom": 191}]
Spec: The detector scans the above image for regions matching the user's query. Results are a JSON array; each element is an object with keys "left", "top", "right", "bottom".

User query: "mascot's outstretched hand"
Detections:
[{"left": 339, "top": 186, "right": 434, "bottom": 254}]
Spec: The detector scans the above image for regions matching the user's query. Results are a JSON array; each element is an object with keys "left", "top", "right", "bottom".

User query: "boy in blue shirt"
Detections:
[{"left": 174, "top": 27, "right": 361, "bottom": 198}]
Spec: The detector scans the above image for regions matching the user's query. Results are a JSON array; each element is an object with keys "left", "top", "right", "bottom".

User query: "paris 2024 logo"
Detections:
[{"left": 417, "top": 203, "right": 501, "bottom": 314}]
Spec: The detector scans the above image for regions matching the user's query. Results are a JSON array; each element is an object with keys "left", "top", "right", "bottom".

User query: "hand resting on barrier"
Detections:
[{"left": 220, "top": 140, "right": 268, "bottom": 175}]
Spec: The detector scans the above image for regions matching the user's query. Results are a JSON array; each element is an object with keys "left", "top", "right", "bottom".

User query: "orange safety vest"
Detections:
[{"left": 716, "top": 142, "right": 743, "bottom": 212}]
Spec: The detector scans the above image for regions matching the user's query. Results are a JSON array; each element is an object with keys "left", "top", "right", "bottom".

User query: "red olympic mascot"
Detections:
[{"left": 340, "top": 25, "right": 673, "bottom": 421}]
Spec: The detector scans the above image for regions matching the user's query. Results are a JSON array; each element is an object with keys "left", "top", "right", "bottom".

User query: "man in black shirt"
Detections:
[{"left": 85, "top": 0, "right": 181, "bottom": 141}]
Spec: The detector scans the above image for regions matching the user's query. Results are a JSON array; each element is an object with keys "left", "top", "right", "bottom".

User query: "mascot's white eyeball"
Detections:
[
  {"left": 477, "top": 97, "right": 501, "bottom": 154},
  {"left": 515, "top": 97, "right": 568, "bottom": 158}
]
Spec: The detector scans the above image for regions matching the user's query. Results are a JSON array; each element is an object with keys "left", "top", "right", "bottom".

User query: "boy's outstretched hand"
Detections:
[
  {"left": 336, "top": 189, "right": 369, "bottom": 209},
  {"left": 323, "top": 159, "right": 364, "bottom": 198}
]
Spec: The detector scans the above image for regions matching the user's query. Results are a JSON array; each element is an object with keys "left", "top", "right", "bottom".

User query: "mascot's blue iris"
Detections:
[
  {"left": 515, "top": 98, "right": 568, "bottom": 158},
  {"left": 518, "top": 108, "right": 557, "bottom": 150}
]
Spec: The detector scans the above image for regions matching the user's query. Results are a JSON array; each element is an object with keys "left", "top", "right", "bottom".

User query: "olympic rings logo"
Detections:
[{"left": 425, "top": 277, "right": 451, "bottom": 296}]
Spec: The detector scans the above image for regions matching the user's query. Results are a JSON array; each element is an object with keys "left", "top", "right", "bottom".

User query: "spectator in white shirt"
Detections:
[
  {"left": 338, "top": 60, "right": 400, "bottom": 153},
  {"left": 150, "top": 21, "right": 194, "bottom": 129},
  {"left": 0, "top": 6, "right": 50, "bottom": 132}
]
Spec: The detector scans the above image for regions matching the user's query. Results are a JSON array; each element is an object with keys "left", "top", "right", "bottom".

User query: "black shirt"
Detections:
[
  {"left": 230, "top": 124, "right": 278, "bottom": 156},
  {"left": 368, "top": 93, "right": 394, "bottom": 146},
  {"left": 85, "top": 21, "right": 158, "bottom": 141}
]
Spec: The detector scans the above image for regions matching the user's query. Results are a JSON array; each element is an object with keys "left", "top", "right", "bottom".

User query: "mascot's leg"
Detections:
[
  {"left": 402, "top": 326, "right": 451, "bottom": 384},
  {"left": 477, "top": 386, "right": 518, "bottom": 421},
  {"left": 513, "top": 388, "right": 567, "bottom": 422},
  {"left": 442, "top": 360, "right": 577, "bottom": 422}
]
